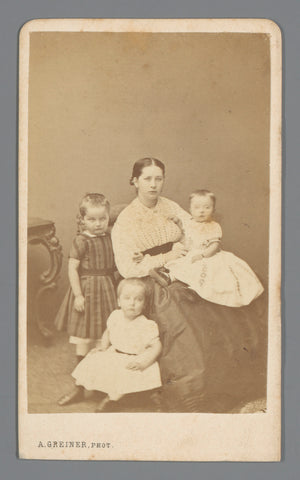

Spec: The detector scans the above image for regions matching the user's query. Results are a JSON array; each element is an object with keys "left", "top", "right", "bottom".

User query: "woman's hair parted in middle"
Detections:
[
  {"left": 189, "top": 189, "right": 216, "bottom": 210},
  {"left": 117, "top": 278, "right": 153, "bottom": 316},
  {"left": 129, "top": 157, "right": 166, "bottom": 185}
]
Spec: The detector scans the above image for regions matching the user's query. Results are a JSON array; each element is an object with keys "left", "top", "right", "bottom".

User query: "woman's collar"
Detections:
[{"left": 134, "top": 196, "right": 162, "bottom": 211}]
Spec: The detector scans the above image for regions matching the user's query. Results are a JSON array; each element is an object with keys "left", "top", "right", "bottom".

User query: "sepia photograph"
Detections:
[{"left": 18, "top": 18, "right": 281, "bottom": 461}]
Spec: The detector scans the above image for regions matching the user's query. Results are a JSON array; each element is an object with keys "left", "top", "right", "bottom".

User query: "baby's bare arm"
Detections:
[
  {"left": 100, "top": 329, "right": 111, "bottom": 350},
  {"left": 89, "top": 329, "right": 111, "bottom": 353},
  {"left": 202, "top": 241, "right": 220, "bottom": 258},
  {"left": 126, "top": 339, "right": 162, "bottom": 371},
  {"left": 191, "top": 241, "right": 220, "bottom": 263}
]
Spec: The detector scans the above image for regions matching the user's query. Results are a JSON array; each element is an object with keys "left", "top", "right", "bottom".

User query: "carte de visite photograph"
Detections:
[{"left": 18, "top": 18, "right": 281, "bottom": 461}]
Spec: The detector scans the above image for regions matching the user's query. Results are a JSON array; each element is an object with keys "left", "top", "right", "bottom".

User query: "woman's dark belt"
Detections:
[
  {"left": 115, "top": 349, "right": 137, "bottom": 356},
  {"left": 79, "top": 268, "right": 115, "bottom": 277},
  {"left": 142, "top": 242, "right": 173, "bottom": 257}
]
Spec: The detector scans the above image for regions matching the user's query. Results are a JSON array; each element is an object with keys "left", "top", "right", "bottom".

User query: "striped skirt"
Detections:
[{"left": 55, "top": 275, "right": 117, "bottom": 339}]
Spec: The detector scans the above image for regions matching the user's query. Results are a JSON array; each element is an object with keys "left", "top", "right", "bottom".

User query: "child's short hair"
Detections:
[
  {"left": 189, "top": 189, "right": 216, "bottom": 209},
  {"left": 76, "top": 193, "right": 110, "bottom": 232},
  {"left": 117, "top": 278, "right": 152, "bottom": 316},
  {"left": 79, "top": 193, "right": 110, "bottom": 217},
  {"left": 117, "top": 277, "right": 147, "bottom": 298}
]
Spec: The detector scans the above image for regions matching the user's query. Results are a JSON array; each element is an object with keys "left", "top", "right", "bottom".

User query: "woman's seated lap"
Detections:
[{"left": 111, "top": 158, "right": 267, "bottom": 412}]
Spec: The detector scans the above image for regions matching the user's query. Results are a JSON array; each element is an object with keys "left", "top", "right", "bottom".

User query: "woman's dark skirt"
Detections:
[{"left": 146, "top": 279, "right": 267, "bottom": 413}]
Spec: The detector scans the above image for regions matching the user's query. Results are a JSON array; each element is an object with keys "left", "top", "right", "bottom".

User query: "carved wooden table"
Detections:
[{"left": 28, "top": 217, "right": 63, "bottom": 338}]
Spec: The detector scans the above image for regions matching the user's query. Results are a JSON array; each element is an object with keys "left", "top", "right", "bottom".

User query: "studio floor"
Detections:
[{"left": 27, "top": 322, "right": 267, "bottom": 415}]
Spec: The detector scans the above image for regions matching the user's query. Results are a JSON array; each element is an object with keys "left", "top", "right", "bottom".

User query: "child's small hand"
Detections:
[
  {"left": 74, "top": 294, "right": 85, "bottom": 312},
  {"left": 97, "top": 344, "right": 107, "bottom": 352},
  {"left": 89, "top": 344, "right": 106, "bottom": 354},
  {"left": 126, "top": 360, "right": 145, "bottom": 371},
  {"left": 90, "top": 340, "right": 107, "bottom": 353},
  {"left": 88, "top": 347, "right": 99, "bottom": 355},
  {"left": 190, "top": 253, "right": 204, "bottom": 263},
  {"left": 132, "top": 252, "right": 144, "bottom": 264}
]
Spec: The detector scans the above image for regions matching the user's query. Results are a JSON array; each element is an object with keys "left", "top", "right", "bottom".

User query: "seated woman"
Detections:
[{"left": 111, "top": 157, "right": 267, "bottom": 412}]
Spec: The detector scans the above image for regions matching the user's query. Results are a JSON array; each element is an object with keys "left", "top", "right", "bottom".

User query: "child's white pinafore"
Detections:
[{"left": 72, "top": 310, "right": 162, "bottom": 398}]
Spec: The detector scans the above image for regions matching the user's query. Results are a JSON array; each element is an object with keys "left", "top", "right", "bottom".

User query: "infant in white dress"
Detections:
[{"left": 166, "top": 190, "right": 264, "bottom": 307}]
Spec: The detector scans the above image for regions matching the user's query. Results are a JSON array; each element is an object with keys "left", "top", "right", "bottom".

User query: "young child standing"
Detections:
[
  {"left": 151, "top": 189, "right": 264, "bottom": 308},
  {"left": 55, "top": 193, "right": 118, "bottom": 405},
  {"left": 72, "top": 278, "right": 162, "bottom": 412}
]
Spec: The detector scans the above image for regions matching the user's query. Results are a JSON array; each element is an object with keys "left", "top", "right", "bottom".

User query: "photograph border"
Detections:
[{"left": 18, "top": 18, "right": 281, "bottom": 461}]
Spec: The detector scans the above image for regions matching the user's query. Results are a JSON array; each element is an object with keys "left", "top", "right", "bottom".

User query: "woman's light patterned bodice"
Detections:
[
  {"left": 112, "top": 196, "right": 190, "bottom": 278},
  {"left": 127, "top": 202, "right": 182, "bottom": 252}
]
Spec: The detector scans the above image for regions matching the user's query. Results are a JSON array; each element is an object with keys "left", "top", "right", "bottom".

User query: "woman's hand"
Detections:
[
  {"left": 168, "top": 215, "right": 184, "bottom": 241},
  {"left": 165, "top": 242, "right": 188, "bottom": 263},
  {"left": 168, "top": 215, "right": 183, "bottom": 231},
  {"left": 74, "top": 294, "right": 85, "bottom": 312},
  {"left": 132, "top": 251, "right": 144, "bottom": 264}
]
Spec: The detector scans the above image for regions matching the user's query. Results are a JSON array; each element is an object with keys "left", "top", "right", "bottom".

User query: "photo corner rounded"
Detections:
[
  {"left": 263, "top": 19, "right": 282, "bottom": 42},
  {"left": 19, "top": 19, "right": 46, "bottom": 42}
]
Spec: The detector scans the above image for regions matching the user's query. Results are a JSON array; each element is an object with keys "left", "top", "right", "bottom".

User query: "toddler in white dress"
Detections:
[
  {"left": 72, "top": 278, "right": 162, "bottom": 412},
  {"left": 164, "top": 189, "right": 264, "bottom": 307}
]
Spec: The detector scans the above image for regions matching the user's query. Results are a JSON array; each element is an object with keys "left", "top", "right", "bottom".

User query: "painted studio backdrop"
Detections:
[{"left": 27, "top": 32, "right": 270, "bottom": 413}]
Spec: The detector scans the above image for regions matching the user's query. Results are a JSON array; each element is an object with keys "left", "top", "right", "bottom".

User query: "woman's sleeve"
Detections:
[
  {"left": 69, "top": 235, "right": 86, "bottom": 260},
  {"left": 168, "top": 199, "right": 190, "bottom": 222},
  {"left": 168, "top": 200, "right": 191, "bottom": 233},
  {"left": 111, "top": 218, "right": 166, "bottom": 278}
]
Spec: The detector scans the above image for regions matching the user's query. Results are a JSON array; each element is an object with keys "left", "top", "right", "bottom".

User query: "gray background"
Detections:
[
  {"left": 0, "top": 0, "right": 298, "bottom": 477},
  {"left": 28, "top": 31, "right": 270, "bottom": 304}
]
